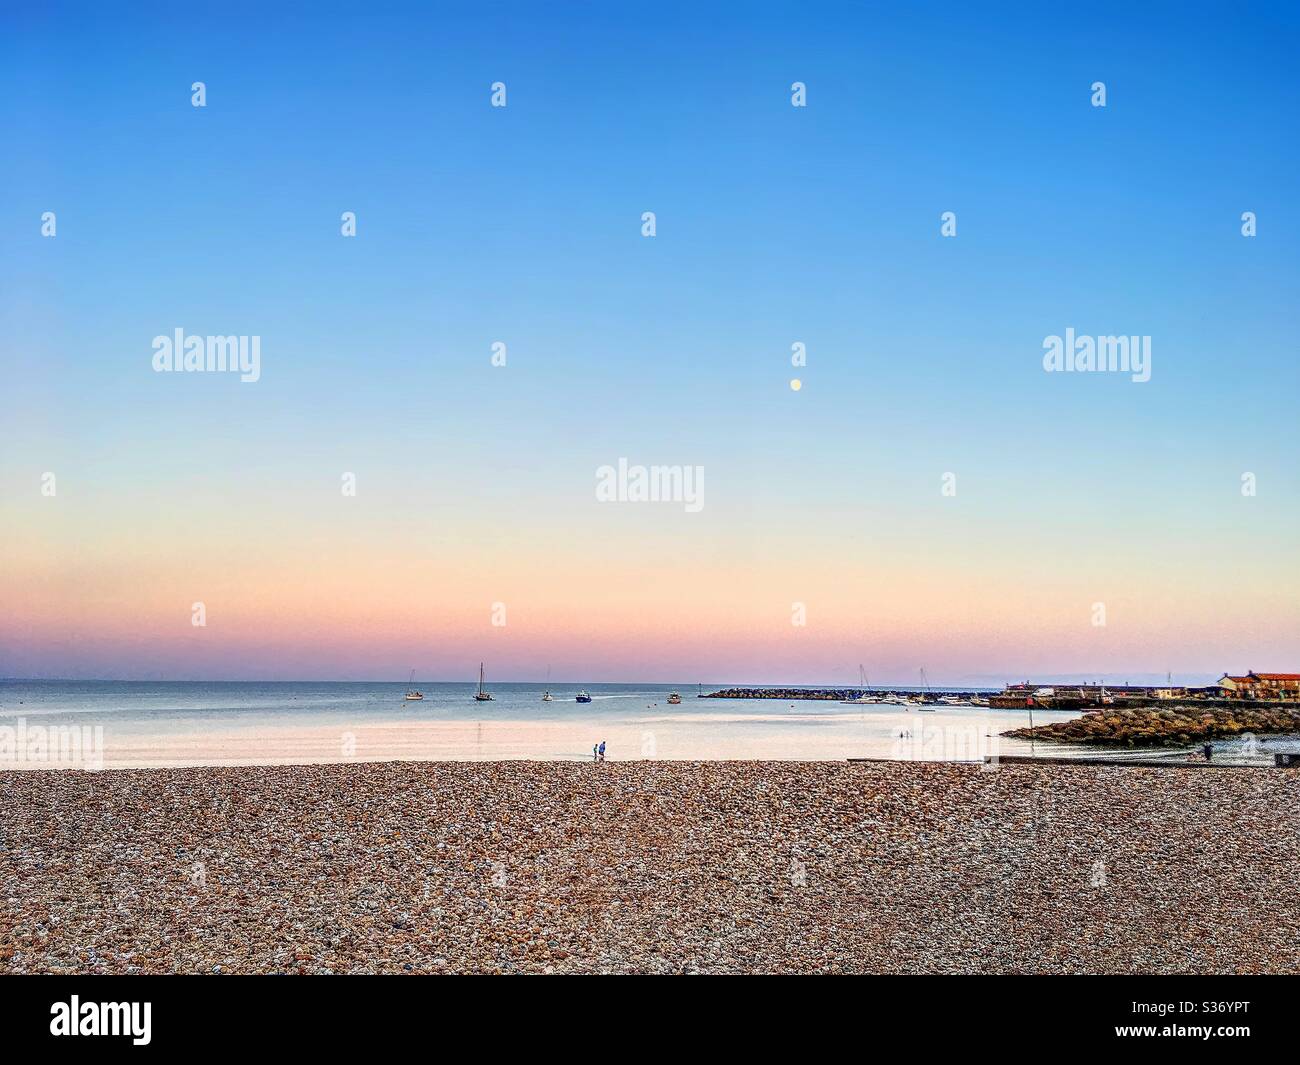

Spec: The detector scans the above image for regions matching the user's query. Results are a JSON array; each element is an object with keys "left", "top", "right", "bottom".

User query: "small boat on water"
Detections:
[
  {"left": 404, "top": 670, "right": 424, "bottom": 701},
  {"left": 842, "top": 665, "right": 881, "bottom": 704},
  {"left": 915, "top": 667, "right": 937, "bottom": 710},
  {"left": 667, "top": 692, "right": 682, "bottom": 704},
  {"left": 473, "top": 662, "right": 494, "bottom": 702},
  {"left": 575, "top": 690, "right": 592, "bottom": 703},
  {"left": 542, "top": 666, "right": 554, "bottom": 701}
]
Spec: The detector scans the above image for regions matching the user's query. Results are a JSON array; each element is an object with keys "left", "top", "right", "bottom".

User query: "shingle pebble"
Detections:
[{"left": 0, "top": 760, "right": 1295, "bottom": 974}]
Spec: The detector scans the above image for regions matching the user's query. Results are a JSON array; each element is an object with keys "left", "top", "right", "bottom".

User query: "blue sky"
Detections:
[
  {"left": 1, "top": 2, "right": 1297, "bottom": 681},
  {"left": 6, "top": 2, "right": 1296, "bottom": 445}
]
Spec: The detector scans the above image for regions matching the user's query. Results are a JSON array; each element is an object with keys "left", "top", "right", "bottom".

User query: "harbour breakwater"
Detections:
[
  {"left": 708, "top": 687, "right": 1300, "bottom": 716},
  {"left": 704, "top": 688, "right": 986, "bottom": 702},
  {"left": 1003, "top": 705, "right": 1300, "bottom": 747}
]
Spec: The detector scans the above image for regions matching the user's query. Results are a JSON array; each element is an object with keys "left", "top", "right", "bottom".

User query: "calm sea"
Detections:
[{"left": 0, "top": 679, "right": 1075, "bottom": 769}]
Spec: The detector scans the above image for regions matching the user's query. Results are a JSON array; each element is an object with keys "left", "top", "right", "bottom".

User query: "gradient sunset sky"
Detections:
[{"left": 2, "top": 2, "right": 1297, "bottom": 684}]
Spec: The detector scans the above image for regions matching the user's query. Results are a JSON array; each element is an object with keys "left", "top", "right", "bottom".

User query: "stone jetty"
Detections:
[
  {"left": 705, "top": 687, "right": 978, "bottom": 701},
  {"left": 1003, "top": 705, "right": 1300, "bottom": 747}
]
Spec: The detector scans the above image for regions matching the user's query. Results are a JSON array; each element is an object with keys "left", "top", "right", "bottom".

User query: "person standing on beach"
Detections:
[
  {"left": 598, "top": 740, "right": 606, "bottom": 762},
  {"left": 593, "top": 743, "right": 599, "bottom": 762}
]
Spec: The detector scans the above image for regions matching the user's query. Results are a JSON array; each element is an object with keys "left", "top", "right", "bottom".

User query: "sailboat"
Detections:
[
  {"left": 473, "top": 662, "right": 494, "bottom": 701},
  {"left": 916, "top": 668, "right": 936, "bottom": 711},
  {"left": 541, "top": 665, "right": 554, "bottom": 702},
  {"left": 842, "top": 665, "right": 880, "bottom": 704},
  {"left": 404, "top": 670, "right": 424, "bottom": 701}
]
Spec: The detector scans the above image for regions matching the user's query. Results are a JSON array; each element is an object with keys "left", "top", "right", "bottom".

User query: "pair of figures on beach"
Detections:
[{"left": 592, "top": 740, "right": 606, "bottom": 762}]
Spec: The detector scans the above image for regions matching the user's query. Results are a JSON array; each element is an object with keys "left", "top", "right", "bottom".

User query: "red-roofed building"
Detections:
[{"left": 1217, "top": 672, "right": 1300, "bottom": 699}]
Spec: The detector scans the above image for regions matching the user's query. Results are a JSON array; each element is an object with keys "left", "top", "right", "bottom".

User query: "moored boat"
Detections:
[
  {"left": 842, "top": 665, "right": 880, "bottom": 704},
  {"left": 474, "top": 662, "right": 494, "bottom": 701}
]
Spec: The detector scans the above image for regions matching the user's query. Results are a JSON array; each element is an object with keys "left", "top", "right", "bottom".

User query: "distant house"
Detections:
[
  {"left": 1217, "top": 672, "right": 1300, "bottom": 699},
  {"left": 1250, "top": 672, "right": 1300, "bottom": 698},
  {"left": 1217, "top": 674, "right": 1253, "bottom": 694}
]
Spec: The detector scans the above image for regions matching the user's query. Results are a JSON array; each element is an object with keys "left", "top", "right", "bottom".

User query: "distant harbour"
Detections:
[{"left": 3, "top": 677, "right": 1297, "bottom": 770}]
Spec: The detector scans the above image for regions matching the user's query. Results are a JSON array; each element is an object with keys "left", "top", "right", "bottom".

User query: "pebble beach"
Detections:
[{"left": 2, "top": 760, "right": 1296, "bottom": 974}]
